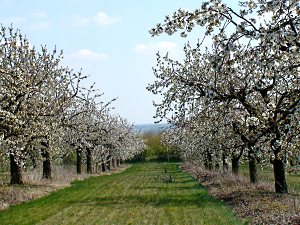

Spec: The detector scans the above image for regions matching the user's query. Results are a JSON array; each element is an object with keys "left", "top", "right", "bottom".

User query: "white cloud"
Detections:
[
  {"left": 30, "top": 12, "right": 48, "bottom": 19},
  {"left": 71, "top": 15, "right": 90, "bottom": 27},
  {"left": 0, "top": 11, "right": 50, "bottom": 30},
  {"left": 28, "top": 12, "right": 50, "bottom": 30},
  {"left": 155, "top": 41, "right": 179, "bottom": 52},
  {"left": 66, "top": 49, "right": 109, "bottom": 61},
  {"left": 134, "top": 44, "right": 148, "bottom": 53},
  {"left": 0, "top": 16, "right": 26, "bottom": 26},
  {"left": 133, "top": 41, "right": 180, "bottom": 57},
  {"left": 30, "top": 21, "right": 51, "bottom": 30},
  {"left": 70, "top": 12, "right": 120, "bottom": 27},
  {"left": 93, "top": 12, "right": 120, "bottom": 26}
]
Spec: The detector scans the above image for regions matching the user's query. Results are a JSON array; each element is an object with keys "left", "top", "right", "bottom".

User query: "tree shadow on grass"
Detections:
[
  {"left": 130, "top": 182, "right": 201, "bottom": 191},
  {"left": 67, "top": 163, "right": 221, "bottom": 211},
  {"left": 67, "top": 174, "right": 216, "bottom": 210},
  {"left": 69, "top": 191, "right": 220, "bottom": 209}
]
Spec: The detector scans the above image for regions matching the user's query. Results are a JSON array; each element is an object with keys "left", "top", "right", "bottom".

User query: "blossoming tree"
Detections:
[{"left": 148, "top": 0, "right": 300, "bottom": 193}]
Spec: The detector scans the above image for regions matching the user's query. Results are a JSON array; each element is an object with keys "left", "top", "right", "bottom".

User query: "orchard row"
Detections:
[
  {"left": 0, "top": 26, "right": 144, "bottom": 184},
  {"left": 148, "top": 0, "right": 300, "bottom": 193}
]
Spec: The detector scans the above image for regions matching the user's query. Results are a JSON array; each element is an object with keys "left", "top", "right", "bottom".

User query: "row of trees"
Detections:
[
  {"left": 0, "top": 26, "right": 144, "bottom": 184},
  {"left": 148, "top": 0, "right": 300, "bottom": 193}
]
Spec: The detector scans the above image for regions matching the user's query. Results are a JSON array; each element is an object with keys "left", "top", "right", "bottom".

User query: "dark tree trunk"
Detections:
[
  {"left": 76, "top": 148, "right": 82, "bottom": 174},
  {"left": 232, "top": 155, "right": 240, "bottom": 175},
  {"left": 112, "top": 158, "right": 116, "bottom": 168},
  {"left": 205, "top": 149, "right": 213, "bottom": 170},
  {"left": 101, "top": 160, "right": 106, "bottom": 172},
  {"left": 10, "top": 154, "right": 23, "bottom": 184},
  {"left": 273, "top": 156, "right": 288, "bottom": 193},
  {"left": 270, "top": 128, "right": 288, "bottom": 194},
  {"left": 116, "top": 158, "right": 120, "bottom": 167},
  {"left": 204, "top": 161, "right": 208, "bottom": 170},
  {"left": 41, "top": 140, "right": 52, "bottom": 179},
  {"left": 42, "top": 151, "right": 52, "bottom": 179},
  {"left": 248, "top": 146, "right": 258, "bottom": 183},
  {"left": 231, "top": 148, "right": 243, "bottom": 175},
  {"left": 86, "top": 148, "right": 92, "bottom": 173}
]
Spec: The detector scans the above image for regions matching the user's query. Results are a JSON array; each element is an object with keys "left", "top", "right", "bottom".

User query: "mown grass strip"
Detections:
[{"left": 0, "top": 162, "right": 244, "bottom": 225}]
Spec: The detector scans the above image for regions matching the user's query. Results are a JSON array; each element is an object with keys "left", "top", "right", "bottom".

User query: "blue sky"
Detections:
[{"left": 0, "top": 0, "right": 234, "bottom": 124}]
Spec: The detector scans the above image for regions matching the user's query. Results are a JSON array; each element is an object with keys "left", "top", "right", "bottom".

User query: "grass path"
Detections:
[{"left": 0, "top": 162, "right": 243, "bottom": 225}]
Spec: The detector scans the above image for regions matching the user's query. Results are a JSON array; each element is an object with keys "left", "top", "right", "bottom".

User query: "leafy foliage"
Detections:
[{"left": 143, "top": 133, "right": 180, "bottom": 161}]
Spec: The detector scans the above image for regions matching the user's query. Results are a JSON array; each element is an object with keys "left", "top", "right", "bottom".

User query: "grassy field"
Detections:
[
  {"left": 0, "top": 162, "right": 243, "bottom": 225},
  {"left": 240, "top": 163, "right": 300, "bottom": 193}
]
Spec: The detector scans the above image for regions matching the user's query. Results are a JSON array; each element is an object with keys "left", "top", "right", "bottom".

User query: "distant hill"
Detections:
[{"left": 135, "top": 123, "right": 170, "bottom": 134}]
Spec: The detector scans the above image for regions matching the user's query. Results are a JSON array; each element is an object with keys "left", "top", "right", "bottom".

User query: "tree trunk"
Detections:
[
  {"left": 107, "top": 159, "right": 111, "bottom": 170},
  {"left": 86, "top": 148, "right": 92, "bottom": 173},
  {"left": 116, "top": 158, "right": 120, "bottom": 167},
  {"left": 76, "top": 148, "right": 82, "bottom": 174},
  {"left": 96, "top": 163, "right": 99, "bottom": 173},
  {"left": 41, "top": 140, "right": 52, "bottom": 179},
  {"left": 248, "top": 146, "right": 258, "bottom": 183},
  {"left": 231, "top": 147, "right": 243, "bottom": 175},
  {"left": 270, "top": 127, "right": 288, "bottom": 193},
  {"left": 101, "top": 160, "right": 106, "bottom": 172},
  {"left": 42, "top": 151, "right": 52, "bottom": 179},
  {"left": 205, "top": 149, "right": 213, "bottom": 170},
  {"left": 232, "top": 155, "right": 240, "bottom": 175},
  {"left": 10, "top": 154, "right": 23, "bottom": 184},
  {"left": 273, "top": 157, "right": 288, "bottom": 193}
]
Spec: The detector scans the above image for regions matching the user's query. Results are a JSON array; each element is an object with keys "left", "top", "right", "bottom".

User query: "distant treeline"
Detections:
[
  {"left": 135, "top": 123, "right": 171, "bottom": 134},
  {"left": 129, "top": 132, "right": 180, "bottom": 162}
]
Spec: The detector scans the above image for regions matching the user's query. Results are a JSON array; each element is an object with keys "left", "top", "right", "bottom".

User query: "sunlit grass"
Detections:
[{"left": 0, "top": 162, "right": 244, "bottom": 225}]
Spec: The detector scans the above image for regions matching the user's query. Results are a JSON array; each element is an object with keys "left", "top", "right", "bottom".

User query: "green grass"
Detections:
[
  {"left": 0, "top": 162, "right": 244, "bottom": 225},
  {"left": 240, "top": 164, "right": 300, "bottom": 193}
]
